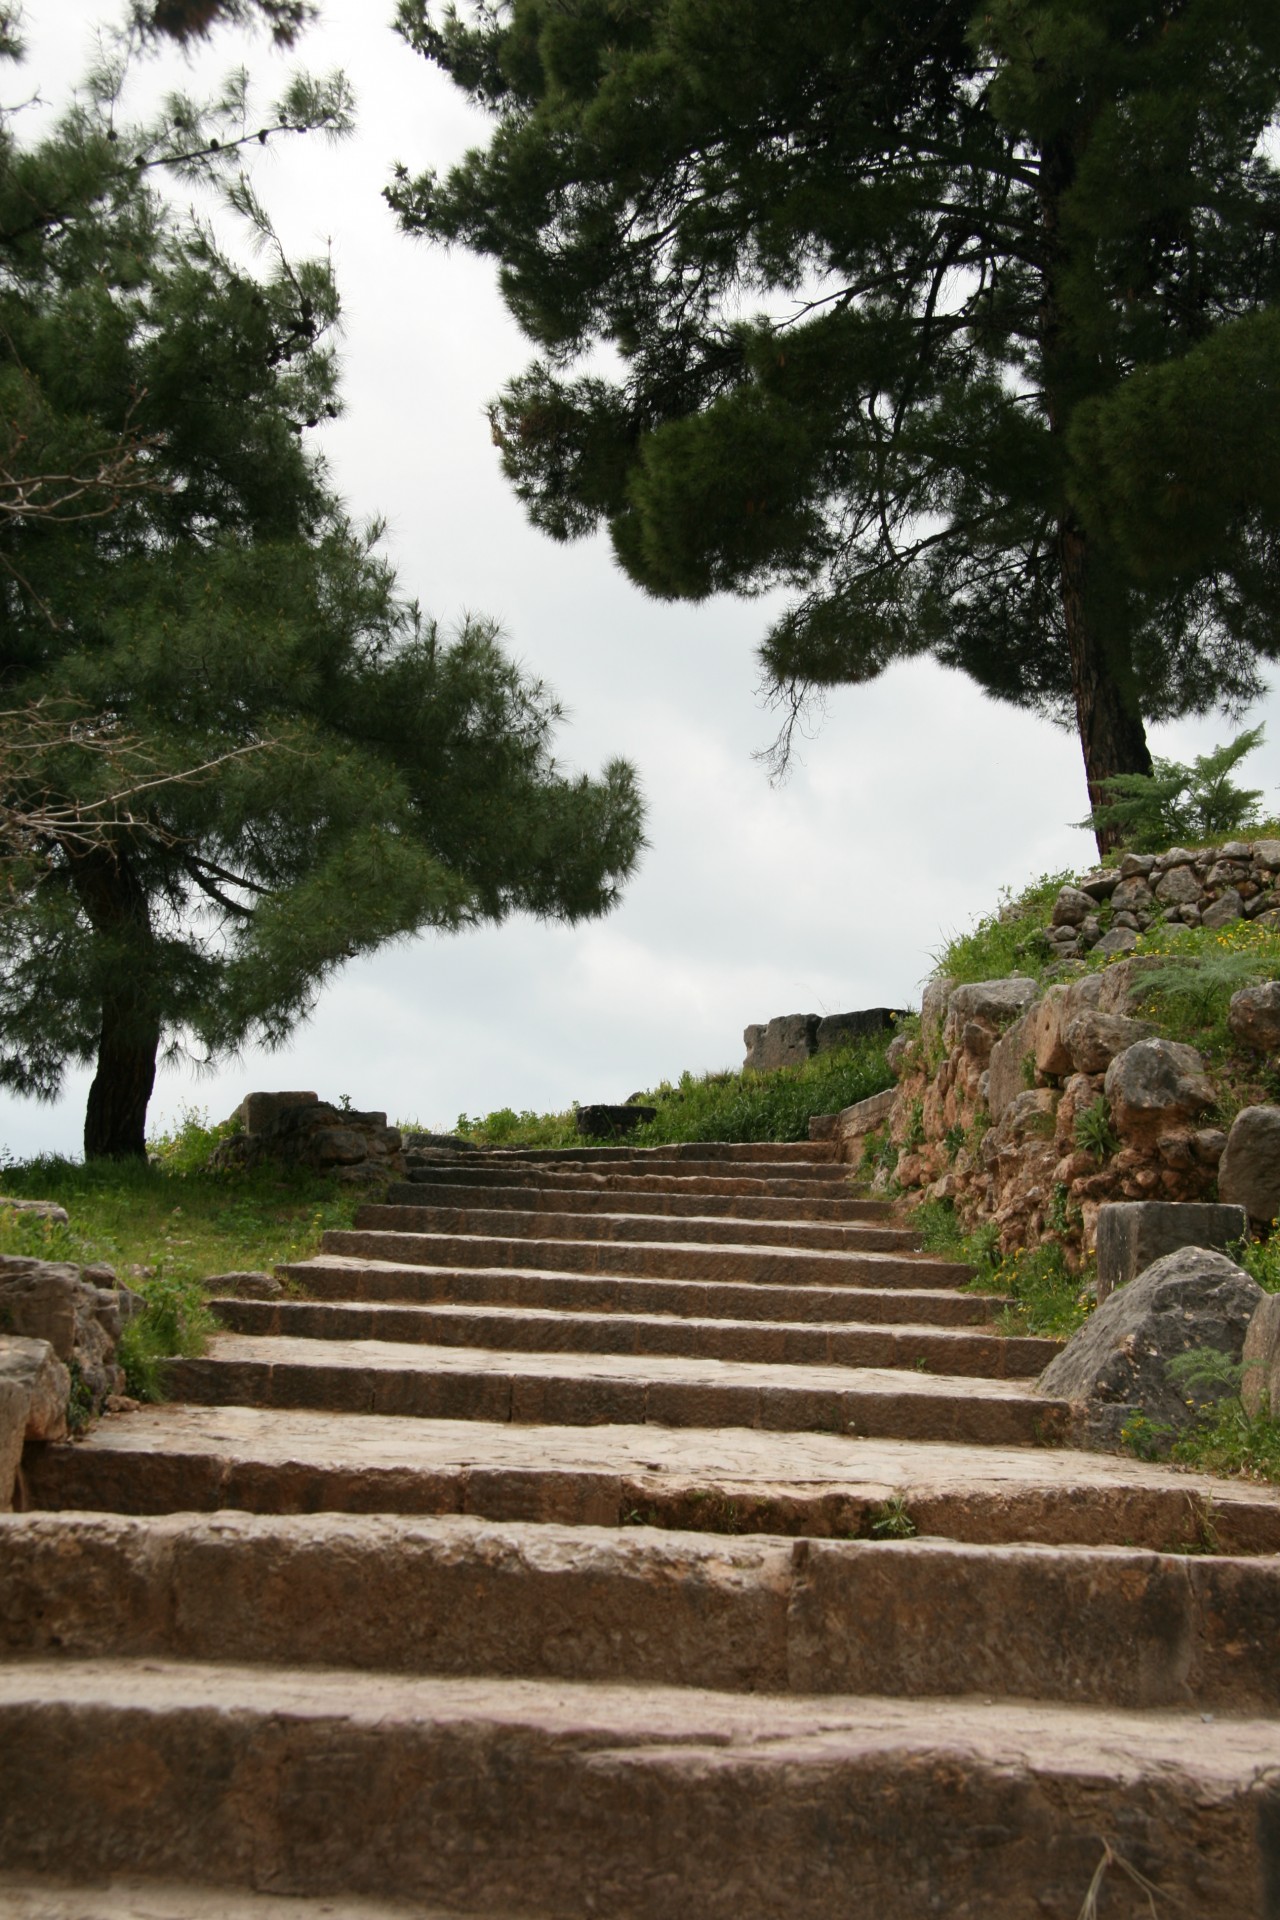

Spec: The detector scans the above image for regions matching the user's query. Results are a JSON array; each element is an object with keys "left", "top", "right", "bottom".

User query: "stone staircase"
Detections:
[{"left": 4, "top": 1138, "right": 1280, "bottom": 1917}]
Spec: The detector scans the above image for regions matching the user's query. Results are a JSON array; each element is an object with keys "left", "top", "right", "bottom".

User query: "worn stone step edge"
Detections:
[
  {"left": 216, "top": 1297, "right": 1054, "bottom": 1378},
  {"left": 321, "top": 1229, "right": 974, "bottom": 1292},
  {"left": 385, "top": 1181, "right": 893, "bottom": 1222},
  {"left": 402, "top": 1167, "right": 883, "bottom": 1202},
  {"left": 4, "top": 1509, "right": 1280, "bottom": 1713},
  {"left": 0, "top": 1662, "right": 1274, "bottom": 1920},
  {"left": 356, "top": 1204, "right": 918, "bottom": 1255},
  {"left": 162, "top": 1339, "right": 1065, "bottom": 1447},
  {"left": 477, "top": 1140, "right": 841, "bottom": 1162},
  {"left": 280, "top": 1258, "right": 1004, "bottom": 1328},
  {"left": 24, "top": 1408, "right": 1280, "bottom": 1552},
  {"left": 0, "top": 1878, "right": 441, "bottom": 1920}
]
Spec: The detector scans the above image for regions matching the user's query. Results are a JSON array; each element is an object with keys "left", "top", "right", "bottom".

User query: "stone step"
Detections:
[
  {"left": 477, "top": 1139, "right": 842, "bottom": 1163},
  {"left": 385, "top": 1180, "right": 891, "bottom": 1222},
  {"left": 0, "top": 1660, "right": 1275, "bottom": 1917},
  {"left": 25, "top": 1404, "right": 1280, "bottom": 1552},
  {"left": 321, "top": 1228, "right": 972, "bottom": 1292},
  {"left": 356, "top": 1202, "right": 919, "bottom": 1255},
  {"left": 0, "top": 1879, "right": 436, "bottom": 1920},
  {"left": 163, "top": 1334, "right": 1061, "bottom": 1445},
  {"left": 281, "top": 1256, "right": 1003, "bottom": 1327},
  {"left": 6, "top": 1509, "right": 1280, "bottom": 1713},
  {"left": 215, "top": 1297, "right": 1054, "bottom": 1376},
  {"left": 401, "top": 1164, "right": 874, "bottom": 1201}
]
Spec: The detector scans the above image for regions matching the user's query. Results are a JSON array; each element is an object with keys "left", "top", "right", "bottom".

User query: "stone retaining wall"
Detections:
[{"left": 1046, "top": 838, "right": 1280, "bottom": 963}]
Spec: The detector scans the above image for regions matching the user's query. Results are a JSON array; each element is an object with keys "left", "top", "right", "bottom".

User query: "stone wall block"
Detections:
[
  {"left": 1154, "top": 865, "right": 1201, "bottom": 906},
  {"left": 1064, "top": 1011, "right": 1157, "bottom": 1076},
  {"left": 1095, "top": 1201, "right": 1249, "bottom": 1304},
  {"left": 987, "top": 1005, "right": 1040, "bottom": 1121},
  {"left": 1052, "top": 887, "right": 1094, "bottom": 927},
  {"left": 0, "top": 1335, "right": 69, "bottom": 1512},
  {"left": 1228, "top": 984, "right": 1280, "bottom": 1055},
  {"left": 1104, "top": 1039, "right": 1216, "bottom": 1142},
  {"left": 1242, "top": 1294, "right": 1280, "bottom": 1418},
  {"left": 1202, "top": 889, "right": 1244, "bottom": 929},
  {"left": 1218, "top": 1106, "right": 1280, "bottom": 1226}
]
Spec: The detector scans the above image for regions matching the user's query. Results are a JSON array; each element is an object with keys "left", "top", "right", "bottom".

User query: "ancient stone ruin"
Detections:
[{"left": 743, "top": 1005, "right": 905, "bottom": 1072}]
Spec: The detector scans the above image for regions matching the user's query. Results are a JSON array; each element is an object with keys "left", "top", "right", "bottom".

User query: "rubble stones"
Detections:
[
  {"left": 1218, "top": 1106, "right": 1280, "bottom": 1226},
  {"left": 1048, "top": 838, "right": 1280, "bottom": 955},
  {"left": 0, "top": 1198, "right": 69, "bottom": 1225},
  {"left": 1095, "top": 1201, "right": 1249, "bottom": 1305},
  {"left": 202, "top": 1272, "right": 284, "bottom": 1300},
  {"left": 1228, "top": 983, "right": 1280, "bottom": 1054},
  {"left": 214, "top": 1095, "right": 404, "bottom": 1187},
  {"left": 1037, "top": 1247, "right": 1262, "bottom": 1451}
]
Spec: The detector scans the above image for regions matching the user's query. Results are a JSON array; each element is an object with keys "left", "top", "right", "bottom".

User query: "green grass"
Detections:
[
  {"left": 1170, "top": 1398, "right": 1280, "bottom": 1484},
  {"left": 452, "top": 1035, "right": 895, "bottom": 1149},
  {"left": 0, "top": 1109, "right": 360, "bottom": 1401},
  {"left": 930, "top": 870, "right": 1072, "bottom": 986},
  {"left": 913, "top": 1196, "right": 1093, "bottom": 1338}
]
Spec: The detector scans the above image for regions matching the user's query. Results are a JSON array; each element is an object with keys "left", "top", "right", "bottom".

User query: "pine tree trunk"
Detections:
[
  {"left": 70, "top": 848, "right": 161, "bottom": 1160},
  {"left": 1058, "top": 521, "right": 1153, "bottom": 857}
]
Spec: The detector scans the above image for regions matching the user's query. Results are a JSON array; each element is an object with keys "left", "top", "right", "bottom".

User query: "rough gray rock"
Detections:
[
  {"left": 575, "top": 1103, "right": 657, "bottom": 1138},
  {"left": 214, "top": 1097, "right": 404, "bottom": 1185},
  {"left": 1202, "top": 889, "right": 1244, "bottom": 929},
  {"left": 0, "top": 1198, "right": 69, "bottom": 1225},
  {"left": 942, "top": 979, "right": 1039, "bottom": 1057},
  {"left": 403, "top": 1133, "right": 479, "bottom": 1152},
  {"left": 0, "top": 1334, "right": 69, "bottom": 1511},
  {"left": 1104, "top": 1039, "right": 1216, "bottom": 1140},
  {"left": 985, "top": 1006, "right": 1039, "bottom": 1121},
  {"left": 1227, "top": 983, "right": 1280, "bottom": 1055},
  {"left": 1095, "top": 1202, "right": 1249, "bottom": 1304},
  {"left": 1051, "top": 886, "right": 1095, "bottom": 927},
  {"left": 0, "top": 1258, "right": 122, "bottom": 1409},
  {"left": 1063, "top": 1010, "right": 1156, "bottom": 1076},
  {"left": 1154, "top": 864, "right": 1202, "bottom": 906},
  {"left": 1093, "top": 927, "right": 1139, "bottom": 956},
  {"left": 1242, "top": 1294, "right": 1280, "bottom": 1419},
  {"left": 1037, "top": 1246, "right": 1262, "bottom": 1451},
  {"left": 1218, "top": 1106, "right": 1280, "bottom": 1226},
  {"left": 743, "top": 1007, "right": 905, "bottom": 1073}
]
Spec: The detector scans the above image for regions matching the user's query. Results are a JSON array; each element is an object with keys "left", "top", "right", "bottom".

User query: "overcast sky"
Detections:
[{"left": 3, "top": 0, "right": 1277, "bottom": 1159}]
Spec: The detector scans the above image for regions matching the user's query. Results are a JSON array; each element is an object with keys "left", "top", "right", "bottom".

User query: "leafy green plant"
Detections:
[
  {"left": 903, "top": 1097, "right": 926, "bottom": 1151},
  {"left": 867, "top": 1495, "right": 918, "bottom": 1539},
  {"left": 1120, "top": 1412, "right": 1174, "bottom": 1461},
  {"left": 1122, "top": 920, "right": 1280, "bottom": 1059},
  {"left": 931, "top": 871, "right": 1070, "bottom": 986},
  {"left": 1239, "top": 1231, "right": 1280, "bottom": 1294},
  {"left": 1078, "top": 726, "right": 1267, "bottom": 852},
  {"left": 1074, "top": 1096, "right": 1119, "bottom": 1161},
  {"left": 117, "top": 1272, "right": 217, "bottom": 1402},
  {"left": 992, "top": 1241, "right": 1095, "bottom": 1338},
  {"left": 1170, "top": 1397, "right": 1280, "bottom": 1484}
]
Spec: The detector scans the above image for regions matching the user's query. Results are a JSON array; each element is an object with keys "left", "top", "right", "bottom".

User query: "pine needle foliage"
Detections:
[
  {"left": 391, "top": 0, "right": 1280, "bottom": 833},
  {"left": 0, "top": 27, "right": 644, "bottom": 1159}
]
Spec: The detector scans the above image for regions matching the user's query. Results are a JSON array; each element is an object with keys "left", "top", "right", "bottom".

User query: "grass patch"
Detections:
[
  {"left": 930, "top": 870, "right": 1071, "bottom": 986},
  {"left": 916, "top": 1197, "right": 1092, "bottom": 1338},
  {"left": 454, "top": 1035, "right": 894, "bottom": 1149},
  {"left": 0, "top": 1134, "right": 357, "bottom": 1284},
  {"left": 1240, "top": 1233, "right": 1280, "bottom": 1293},
  {"left": 1170, "top": 1398, "right": 1280, "bottom": 1484}
]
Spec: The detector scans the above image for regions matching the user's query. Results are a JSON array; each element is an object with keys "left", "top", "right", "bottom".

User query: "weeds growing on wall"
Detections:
[
  {"left": 930, "top": 871, "right": 1071, "bottom": 985},
  {"left": 913, "top": 1197, "right": 1093, "bottom": 1337}
]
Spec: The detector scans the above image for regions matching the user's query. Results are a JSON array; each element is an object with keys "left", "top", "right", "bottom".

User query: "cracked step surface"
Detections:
[
  {"left": 22, "top": 1403, "right": 1280, "bottom": 1552},
  {"left": 213, "top": 1297, "right": 1055, "bottom": 1377},
  {"left": 356, "top": 1202, "right": 920, "bottom": 1254},
  {"left": 162, "top": 1331, "right": 1067, "bottom": 1444},
  {"left": 5, "top": 1508, "right": 1280, "bottom": 1712},
  {"left": 282, "top": 1256, "right": 1004, "bottom": 1325},
  {"left": 0, "top": 1661, "right": 1276, "bottom": 1920},
  {"left": 384, "top": 1181, "right": 894, "bottom": 1222},
  {"left": 322, "top": 1227, "right": 972, "bottom": 1291}
]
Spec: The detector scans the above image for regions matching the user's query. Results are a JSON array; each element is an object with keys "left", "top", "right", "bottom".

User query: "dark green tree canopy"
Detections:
[
  {"left": 0, "top": 25, "right": 644, "bottom": 1157},
  {"left": 391, "top": 0, "right": 1280, "bottom": 835}
]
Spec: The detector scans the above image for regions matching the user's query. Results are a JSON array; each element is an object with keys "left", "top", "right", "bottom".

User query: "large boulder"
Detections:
[
  {"left": 0, "top": 1335, "right": 69, "bottom": 1511},
  {"left": 1103, "top": 1039, "right": 1216, "bottom": 1142},
  {"left": 1037, "top": 1247, "right": 1261, "bottom": 1452},
  {"left": 1218, "top": 1106, "right": 1280, "bottom": 1227},
  {"left": 1063, "top": 1010, "right": 1156, "bottom": 1076}
]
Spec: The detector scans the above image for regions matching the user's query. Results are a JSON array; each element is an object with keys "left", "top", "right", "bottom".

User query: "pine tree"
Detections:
[
  {"left": 0, "top": 23, "right": 644, "bottom": 1158},
  {"left": 390, "top": 0, "right": 1280, "bottom": 845}
]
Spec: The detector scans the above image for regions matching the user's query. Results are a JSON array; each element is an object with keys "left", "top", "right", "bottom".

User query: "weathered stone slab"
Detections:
[
  {"left": 1242, "top": 1293, "right": 1280, "bottom": 1418},
  {"left": 1218, "top": 1105, "right": 1280, "bottom": 1226},
  {"left": 1095, "top": 1202, "right": 1248, "bottom": 1305},
  {"left": 0, "top": 1335, "right": 68, "bottom": 1511},
  {"left": 235, "top": 1092, "right": 318, "bottom": 1135},
  {"left": 743, "top": 1014, "right": 818, "bottom": 1072},
  {"left": 575, "top": 1104, "right": 657, "bottom": 1138}
]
